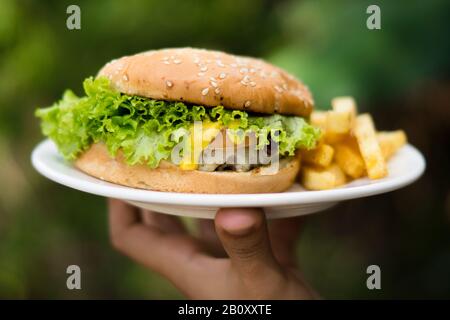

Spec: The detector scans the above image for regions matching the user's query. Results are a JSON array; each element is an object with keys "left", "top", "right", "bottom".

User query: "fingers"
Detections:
[
  {"left": 214, "top": 208, "right": 283, "bottom": 284},
  {"left": 109, "top": 198, "right": 140, "bottom": 238},
  {"left": 197, "top": 219, "right": 226, "bottom": 257},
  {"left": 108, "top": 201, "right": 313, "bottom": 299},
  {"left": 268, "top": 217, "right": 303, "bottom": 267},
  {"left": 141, "top": 209, "right": 186, "bottom": 234},
  {"left": 108, "top": 199, "right": 212, "bottom": 290}
]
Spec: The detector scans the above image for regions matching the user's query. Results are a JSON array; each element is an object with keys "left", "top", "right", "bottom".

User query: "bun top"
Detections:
[{"left": 98, "top": 48, "right": 314, "bottom": 117}]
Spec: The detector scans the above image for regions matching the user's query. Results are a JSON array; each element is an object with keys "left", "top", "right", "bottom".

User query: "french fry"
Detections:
[
  {"left": 323, "top": 111, "right": 352, "bottom": 144},
  {"left": 331, "top": 96, "right": 357, "bottom": 121},
  {"left": 301, "top": 144, "right": 334, "bottom": 168},
  {"left": 353, "top": 114, "right": 387, "bottom": 179},
  {"left": 377, "top": 130, "right": 407, "bottom": 160},
  {"left": 326, "top": 111, "right": 352, "bottom": 134},
  {"left": 310, "top": 111, "right": 327, "bottom": 130},
  {"left": 324, "top": 131, "right": 346, "bottom": 144},
  {"left": 301, "top": 163, "right": 346, "bottom": 190},
  {"left": 334, "top": 138, "right": 366, "bottom": 179},
  {"left": 310, "top": 111, "right": 328, "bottom": 144},
  {"left": 320, "top": 97, "right": 358, "bottom": 143},
  {"left": 303, "top": 97, "right": 404, "bottom": 186}
]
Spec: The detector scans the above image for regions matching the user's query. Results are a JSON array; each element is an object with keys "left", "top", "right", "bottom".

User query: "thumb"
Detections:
[{"left": 214, "top": 208, "right": 282, "bottom": 281}]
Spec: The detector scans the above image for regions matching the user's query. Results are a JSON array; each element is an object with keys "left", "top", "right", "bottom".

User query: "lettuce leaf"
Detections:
[{"left": 35, "top": 77, "right": 320, "bottom": 168}]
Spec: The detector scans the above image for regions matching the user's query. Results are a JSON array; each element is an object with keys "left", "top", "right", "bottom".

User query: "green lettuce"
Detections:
[{"left": 35, "top": 77, "right": 320, "bottom": 168}]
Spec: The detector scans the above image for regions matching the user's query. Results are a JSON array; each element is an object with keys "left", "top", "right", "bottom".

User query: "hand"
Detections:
[{"left": 108, "top": 199, "right": 319, "bottom": 299}]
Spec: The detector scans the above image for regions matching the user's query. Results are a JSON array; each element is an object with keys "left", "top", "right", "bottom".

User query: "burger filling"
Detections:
[{"left": 36, "top": 77, "right": 320, "bottom": 171}]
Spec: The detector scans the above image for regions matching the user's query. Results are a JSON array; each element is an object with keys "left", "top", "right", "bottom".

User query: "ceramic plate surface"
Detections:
[{"left": 32, "top": 139, "right": 425, "bottom": 219}]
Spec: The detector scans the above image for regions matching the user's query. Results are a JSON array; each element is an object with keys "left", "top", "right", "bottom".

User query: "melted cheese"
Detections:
[{"left": 179, "top": 121, "right": 222, "bottom": 170}]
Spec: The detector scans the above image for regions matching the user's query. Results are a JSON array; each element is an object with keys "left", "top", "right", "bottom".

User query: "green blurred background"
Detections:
[{"left": 0, "top": 0, "right": 449, "bottom": 299}]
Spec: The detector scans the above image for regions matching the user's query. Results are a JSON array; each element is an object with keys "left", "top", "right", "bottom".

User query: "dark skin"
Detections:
[{"left": 108, "top": 199, "right": 319, "bottom": 299}]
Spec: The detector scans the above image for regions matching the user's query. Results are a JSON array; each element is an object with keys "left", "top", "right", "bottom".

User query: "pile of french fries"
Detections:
[{"left": 299, "top": 97, "right": 407, "bottom": 190}]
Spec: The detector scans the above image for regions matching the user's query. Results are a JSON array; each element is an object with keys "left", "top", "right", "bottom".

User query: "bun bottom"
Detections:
[{"left": 74, "top": 143, "right": 300, "bottom": 194}]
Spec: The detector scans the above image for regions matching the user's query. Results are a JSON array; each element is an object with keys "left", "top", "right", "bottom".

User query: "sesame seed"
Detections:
[
  {"left": 162, "top": 56, "right": 169, "bottom": 61},
  {"left": 209, "top": 77, "right": 217, "bottom": 81},
  {"left": 200, "top": 65, "right": 208, "bottom": 72},
  {"left": 122, "top": 74, "right": 129, "bottom": 81},
  {"left": 214, "top": 88, "right": 221, "bottom": 95},
  {"left": 250, "top": 68, "right": 256, "bottom": 73},
  {"left": 219, "top": 72, "right": 227, "bottom": 79},
  {"left": 243, "top": 75, "right": 251, "bottom": 82},
  {"left": 240, "top": 80, "right": 248, "bottom": 86},
  {"left": 216, "top": 60, "right": 225, "bottom": 67},
  {"left": 250, "top": 81, "right": 256, "bottom": 87},
  {"left": 201, "top": 88, "right": 209, "bottom": 96},
  {"left": 230, "top": 63, "right": 237, "bottom": 68},
  {"left": 173, "top": 59, "right": 182, "bottom": 64},
  {"left": 274, "top": 85, "right": 283, "bottom": 93},
  {"left": 193, "top": 57, "right": 200, "bottom": 64},
  {"left": 210, "top": 81, "right": 218, "bottom": 88},
  {"left": 240, "top": 68, "right": 248, "bottom": 74},
  {"left": 166, "top": 80, "right": 173, "bottom": 88},
  {"left": 244, "top": 101, "right": 251, "bottom": 108},
  {"left": 236, "top": 58, "right": 247, "bottom": 66},
  {"left": 197, "top": 72, "right": 206, "bottom": 77},
  {"left": 282, "top": 83, "right": 288, "bottom": 90},
  {"left": 163, "top": 61, "right": 170, "bottom": 65},
  {"left": 294, "top": 89, "right": 305, "bottom": 99}
]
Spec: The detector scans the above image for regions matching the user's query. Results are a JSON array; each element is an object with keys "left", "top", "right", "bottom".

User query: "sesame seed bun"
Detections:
[
  {"left": 98, "top": 48, "right": 314, "bottom": 117},
  {"left": 75, "top": 143, "right": 301, "bottom": 194}
]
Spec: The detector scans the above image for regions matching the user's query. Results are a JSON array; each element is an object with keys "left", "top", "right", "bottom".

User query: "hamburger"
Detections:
[{"left": 36, "top": 48, "right": 320, "bottom": 193}]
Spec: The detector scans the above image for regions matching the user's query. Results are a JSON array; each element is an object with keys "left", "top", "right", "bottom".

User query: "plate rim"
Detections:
[{"left": 31, "top": 139, "right": 426, "bottom": 207}]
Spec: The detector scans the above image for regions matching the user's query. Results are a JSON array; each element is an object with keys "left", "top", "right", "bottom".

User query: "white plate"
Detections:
[{"left": 31, "top": 139, "right": 425, "bottom": 219}]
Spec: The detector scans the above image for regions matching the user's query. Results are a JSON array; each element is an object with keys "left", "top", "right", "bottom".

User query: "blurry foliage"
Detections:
[
  {"left": 0, "top": 0, "right": 449, "bottom": 298},
  {"left": 270, "top": 0, "right": 450, "bottom": 108}
]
